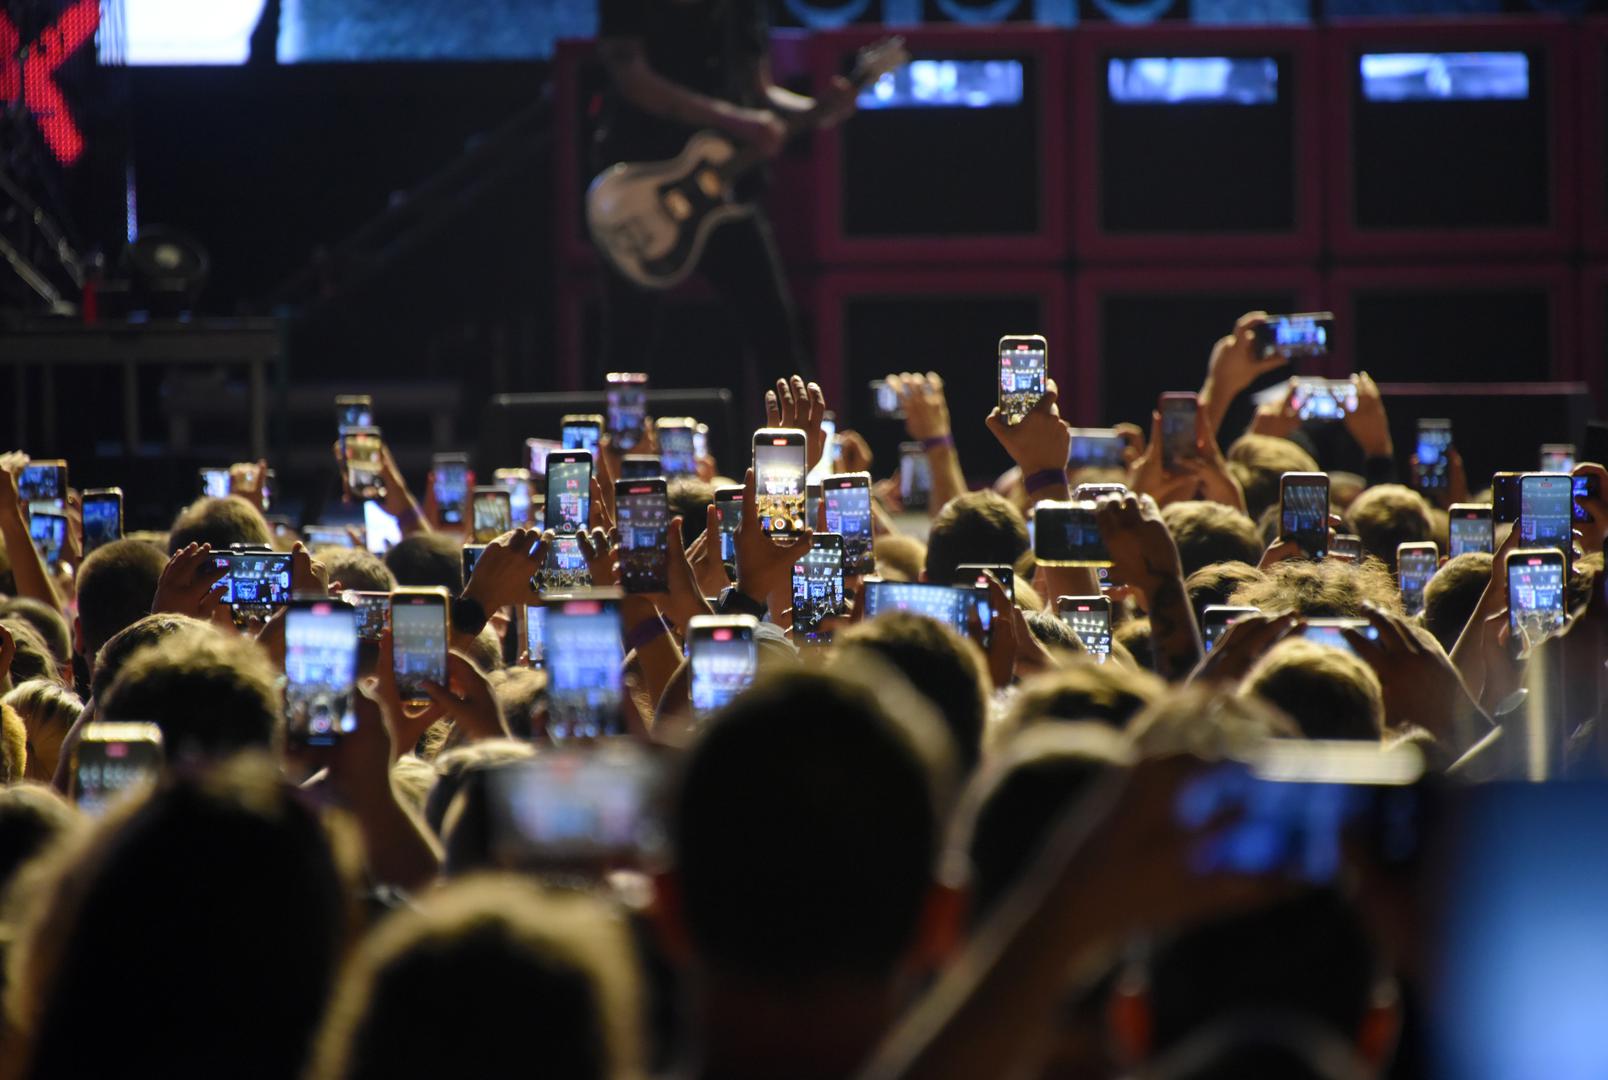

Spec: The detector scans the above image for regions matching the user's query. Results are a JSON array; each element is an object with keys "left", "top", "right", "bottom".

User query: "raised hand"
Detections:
[
  {"left": 767, "top": 374, "right": 828, "bottom": 471},
  {"left": 151, "top": 543, "right": 229, "bottom": 620}
]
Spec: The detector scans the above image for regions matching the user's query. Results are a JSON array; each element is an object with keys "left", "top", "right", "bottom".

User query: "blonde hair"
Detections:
[{"left": 3, "top": 680, "right": 82, "bottom": 784}]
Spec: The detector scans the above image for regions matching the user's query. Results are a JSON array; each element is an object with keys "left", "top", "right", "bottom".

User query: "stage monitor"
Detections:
[
  {"left": 1359, "top": 51, "right": 1528, "bottom": 102},
  {"left": 857, "top": 59, "right": 1025, "bottom": 109}
]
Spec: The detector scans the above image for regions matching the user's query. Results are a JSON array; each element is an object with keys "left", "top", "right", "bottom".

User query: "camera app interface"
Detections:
[
  {"left": 286, "top": 605, "right": 358, "bottom": 742},
  {"left": 824, "top": 483, "right": 873, "bottom": 574},
  {"left": 546, "top": 458, "right": 592, "bottom": 534},
  {"left": 755, "top": 440, "right": 805, "bottom": 535},
  {"left": 543, "top": 534, "right": 592, "bottom": 592},
  {"left": 548, "top": 602, "right": 624, "bottom": 741},
  {"left": 617, "top": 485, "right": 670, "bottom": 593},
  {"left": 83, "top": 498, "right": 120, "bottom": 550},
  {"left": 1061, "top": 603, "right": 1111, "bottom": 657},
  {"left": 218, "top": 553, "right": 292, "bottom": 609},
  {"left": 1509, "top": 556, "right": 1565, "bottom": 646},
  {"left": 692, "top": 629, "right": 756, "bottom": 715},
  {"left": 1282, "top": 481, "right": 1329, "bottom": 554},
  {"left": 791, "top": 541, "right": 844, "bottom": 639},
  {"left": 1520, "top": 476, "right": 1571, "bottom": 551},
  {"left": 391, "top": 601, "right": 446, "bottom": 701},
  {"left": 999, "top": 339, "right": 1046, "bottom": 422}
]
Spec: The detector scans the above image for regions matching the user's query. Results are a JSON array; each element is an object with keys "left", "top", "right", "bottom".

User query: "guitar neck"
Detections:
[{"left": 717, "top": 82, "right": 868, "bottom": 185}]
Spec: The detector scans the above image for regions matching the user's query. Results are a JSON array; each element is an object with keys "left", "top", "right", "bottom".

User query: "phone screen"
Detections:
[
  {"left": 660, "top": 426, "right": 698, "bottom": 477},
  {"left": 364, "top": 501, "right": 402, "bottom": 555},
  {"left": 1057, "top": 598, "right": 1111, "bottom": 658},
  {"left": 215, "top": 552, "right": 292, "bottom": 611},
  {"left": 462, "top": 544, "right": 487, "bottom": 582},
  {"left": 547, "top": 599, "right": 624, "bottom": 741},
  {"left": 1291, "top": 380, "right": 1357, "bottom": 422},
  {"left": 900, "top": 444, "right": 932, "bottom": 511},
  {"left": 305, "top": 526, "right": 356, "bottom": 549},
  {"left": 617, "top": 482, "right": 670, "bottom": 594},
  {"left": 1540, "top": 446, "right": 1575, "bottom": 473},
  {"left": 344, "top": 591, "right": 390, "bottom": 642},
  {"left": 472, "top": 491, "right": 512, "bottom": 543},
  {"left": 285, "top": 601, "right": 359, "bottom": 746},
  {"left": 606, "top": 375, "right": 648, "bottom": 450},
  {"left": 1398, "top": 548, "right": 1438, "bottom": 617},
  {"left": 1301, "top": 619, "right": 1381, "bottom": 655},
  {"left": 498, "top": 473, "right": 533, "bottom": 526},
  {"left": 715, "top": 488, "right": 743, "bottom": 580},
  {"left": 1202, "top": 606, "right": 1258, "bottom": 653},
  {"left": 791, "top": 535, "right": 844, "bottom": 642},
  {"left": 542, "top": 534, "right": 592, "bottom": 593},
  {"left": 1520, "top": 475, "right": 1572, "bottom": 554},
  {"left": 1575, "top": 475, "right": 1601, "bottom": 525},
  {"left": 1281, "top": 476, "right": 1330, "bottom": 559},
  {"left": 1415, "top": 421, "right": 1453, "bottom": 492},
  {"left": 1067, "top": 429, "right": 1126, "bottom": 468},
  {"left": 486, "top": 747, "right": 661, "bottom": 864},
  {"left": 1508, "top": 553, "right": 1566, "bottom": 646},
  {"left": 344, "top": 431, "right": 384, "bottom": 496},
  {"left": 19, "top": 463, "right": 66, "bottom": 507},
  {"left": 82, "top": 495, "right": 121, "bottom": 552},
  {"left": 861, "top": 581, "right": 971, "bottom": 636},
  {"left": 691, "top": 624, "right": 757, "bottom": 716},
  {"left": 1034, "top": 502, "right": 1111, "bottom": 567},
  {"left": 29, "top": 513, "right": 67, "bottom": 567},
  {"left": 75, "top": 732, "right": 163, "bottom": 815},
  {"left": 1449, "top": 508, "right": 1493, "bottom": 558},
  {"left": 871, "top": 379, "right": 904, "bottom": 419},
  {"left": 200, "top": 467, "right": 231, "bottom": 499},
  {"left": 391, "top": 597, "right": 447, "bottom": 703},
  {"left": 823, "top": 475, "right": 874, "bottom": 576},
  {"left": 545, "top": 456, "right": 593, "bottom": 534},
  {"left": 337, "top": 397, "right": 373, "bottom": 430},
  {"left": 754, "top": 436, "right": 806, "bottom": 537},
  {"left": 526, "top": 439, "right": 561, "bottom": 479},
  {"left": 563, "top": 422, "right": 601, "bottom": 455},
  {"left": 432, "top": 457, "right": 469, "bottom": 526},
  {"left": 1257, "top": 313, "right": 1333, "bottom": 359},
  {"left": 998, "top": 336, "right": 1047, "bottom": 423},
  {"left": 525, "top": 605, "right": 547, "bottom": 669},
  {"left": 1160, "top": 396, "right": 1199, "bottom": 466}
]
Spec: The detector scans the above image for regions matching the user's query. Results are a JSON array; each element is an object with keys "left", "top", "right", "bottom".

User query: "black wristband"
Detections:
[
  {"left": 450, "top": 595, "right": 490, "bottom": 638},
  {"left": 716, "top": 586, "right": 768, "bottom": 619}
]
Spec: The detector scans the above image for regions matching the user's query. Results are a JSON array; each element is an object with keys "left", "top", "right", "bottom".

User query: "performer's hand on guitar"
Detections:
[
  {"left": 728, "top": 108, "right": 788, "bottom": 159},
  {"left": 816, "top": 75, "right": 859, "bottom": 130}
]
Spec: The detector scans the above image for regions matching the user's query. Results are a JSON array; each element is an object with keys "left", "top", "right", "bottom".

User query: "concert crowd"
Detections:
[{"left": 1, "top": 312, "right": 1607, "bottom": 1079}]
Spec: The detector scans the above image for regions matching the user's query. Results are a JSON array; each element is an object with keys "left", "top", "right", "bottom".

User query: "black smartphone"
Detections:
[
  {"left": 284, "top": 597, "right": 359, "bottom": 747},
  {"left": 860, "top": 580, "right": 972, "bottom": 637},
  {"left": 1055, "top": 595, "right": 1112, "bottom": 660},
  {"left": 620, "top": 455, "right": 662, "bottom": 481},
  {"left": 1449, "top": 503, "right": 1493, "bottom": 558},
  {"left": 791, "top": 533, "right": 845, "bottom": 644},
  {"left": 391, "top": 587, "right": 449, "bottom": 706},
  {"left": 342, "top": 428, "right": 385, "bottom": 502},
  {"left": 1491, "top": 471, "right": 1523, "bottom": 527},
  {"left": 561, "top": 414, "right": 603, "bottom": 455},
  {"left": 870, "top": 379, "right": 905, "bottom": 420},
  {"left": 899, "top": 441, "right": 931, "bottom": 512},
  {"left": 1201, "top": 605, "right": 1259, "bottom": 653},
  {"left": 689, "top": 615, "right": 758, "bottom": 717},
  {"left": 1067, "top": 428, "right": 1126, "bottom": 469},
  {"left": 1518, "top": 473, "right": 1573, "bottom": 555},
  {"left": 715, "top": 484, "right": 743, "bottom": 582},
  {"left": 462, "top": 543, "right": 488, "bottom": 583},
  {"left": 1033, "top": 500, "right": 1111, "bottom": 568},
  {"left": 336, "top": 394, "right": 373, "bottom": 432},
  {"left": 212, "top": 550, "right": 293, "bottom": 614},
  {"left": 1280, "top": 472, "right": 1330, "bottom": 559},
  {"left": 431, "top": 452, "right": 471, "bottom": 527},
  {"left": 753, "top": 428, "right": 808, "bottom": 539},
  {"left": 1507, "top": 548, "right": 1567, "bottom": 650},
  {"left": 1575, "top": 474, "right": 1602, "bottom": 526},
  {"left": 544, "top": 450, "right": 594, "bottom": 534},
  {"left": 823, "top": 472, "right": 874, "bottom": 576},
  {"left": 1413, "top": 419, "right": 1453, "bottom": 495},
  {"left": 81, "top": 487, "right": 123, "bottom": 554},
  {"left": 1159, "top": 392, "right": 1199, "bottom": 468},
  {"left": 959, "top": 564, "right": 1015, "bottom": 648},
  {"left": 657, "top": 418, "right": 699, "bottom": 477},
  {"left": 342, "top": 590, "right": 391, "bottom": 643},
  {"left": 605, "top": 371, "right": 649, "bottom": 451},
  {"left": 545, "top": 591, "right": 625, "bottom": 741},
  {"left": 1397, "top": 542, "right": 1439, "bottom": 618},
  {"left": 73, "top": 721, "right": 163, "bottom": 814},
  {"left": 471, "top": 486, "right": 513, "bottom": 544},
  {"left": 1254, "top": 312, "right": 1333, "bottom": 360},
  {"left": 616, "top": 478, "right": 671, "bottom": 594},
  {"left": 998, "top": 333, "right": 1048, "bottom": 425},
  {"left": 1330, "top": 533, "right": 1364, "bottom": 562}
]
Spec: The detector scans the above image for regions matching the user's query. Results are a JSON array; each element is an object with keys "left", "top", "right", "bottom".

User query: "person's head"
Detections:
[
  {"left": 311, "top": 876, "right": 642, "bottom": 1080},
  {"left": 423, "top": 738, "right": 537, "bottom": 838},
  {"left": 1, "top": 703, "right": 24, "bottom": 783},
  {"left": 838, "top": 613, "right": 990, "bottom": 772},
  {"left": 319, "top": 547, "right": 396, "bottom": 594},
  {"left": 98, "top": 629, "right": 281, "bottom": 762},
  {"left": 1003, "top": 662, "right": 1166, "bottom": 735},
  {"left": 1421, "top": 553, "right": 1492, "bottom": 653},
  {"left": 0, "top": 784, "right": 80, "bottom": 902},
  {"left": 0, "top": 620, "right": 59, "bottom": 691},
  {"left": 5, "top": 755, "right": 354, "bottom": 1078},
  {"left": 88, "top": 613, "right": 209, "bottom": 705},
  {"left": 3, "top": 680, "right": 81, "bottom": 784},
  {"left": 384, "top": 533, "right": 463, "bottom": 592},
  {"left": 664, "top": 668, "right": 958, "bottom": 992},
  {"left": 874, "top": 534, "right": 927, "bottom": 582},
  {"left": 1111, "top": 890, "right": 1396, "bottom": 1073},
  {"left": 1127, "top": 686, "right": 1300, "bottom": 758},
  {"left": 1229, "top": 558, "right": 1403, "bottom": 618},
  {"left": 1243, "top": 639, "right": 1385, "bottom": 741},
  {"left": 72, "top": 539, "right": 168, "bottom": 670},
  {"left": 1161, "top": 502, "right": 1263, "bottom": 578},
  {"left": 167, "top": 495, "right": 272, "bottom": 553},
  {"left": 0, "top": 599, "right": 70, "bottom": 673},
  {"left": 1186, "top": 563, "right": 1267, "bottom": 620},
  {"left": 669, "top": 477, "right": 716, "bottom": 547},
  {"left": 1227, "top": 436, "right": 1320, "bottom": 521},
  {"left": 923, "top": 491, "right": 1030, "bottom": 585},
  {"left": 486, "top": 667, "right": 546, "bottom": 741},
  {"left": 1344, "top": 485, "right": 1434, "bottom": 575},
  {"left": 954, "top": 723, "right": 1132, "bottom": 923}
]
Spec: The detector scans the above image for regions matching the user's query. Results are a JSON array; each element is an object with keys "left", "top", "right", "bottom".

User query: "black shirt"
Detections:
[{"left": 594, "top": 0, "right": 769, "bottom": 164}]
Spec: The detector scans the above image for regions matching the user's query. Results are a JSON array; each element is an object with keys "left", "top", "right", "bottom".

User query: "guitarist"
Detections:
[{"left": 594, "top": 0, "right": 855, "bottom": 387}]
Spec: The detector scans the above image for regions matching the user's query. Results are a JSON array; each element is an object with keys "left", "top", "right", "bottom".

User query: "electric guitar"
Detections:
[{"left": 586, "top": 37, "right": 909, "bottom": 291}]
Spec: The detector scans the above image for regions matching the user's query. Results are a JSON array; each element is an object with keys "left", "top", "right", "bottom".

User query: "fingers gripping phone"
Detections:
[
  {"left": 998, "top": 334, "right": 1047, "bottom": 425},
  {"left": 1202, "top": 605, "right": 1259, "bottom": 653},
  {"left": 1280, "top": 472, "right": 1330, "bottom": 560}
]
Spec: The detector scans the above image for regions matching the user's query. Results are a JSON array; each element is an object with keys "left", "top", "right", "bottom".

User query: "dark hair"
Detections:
[
  {"left": 838, "top": 613, "right": 989, "bottom": 771},
  {"left": 1226, "top": 436, "right": 1319, "bottom": 522},
  {"left": 74, "top": 540, "right": 169, "bottom": 660},
  {"left": 1344, "top": 485, "right": 1433, "bottom": 575},
  {"left": 1230, "top": 558, "right": 1402, "bottom": 618},
  {"left": 1003, "top": 663, "right": 1165, "bottom": 733},
  {"left": 923, "top": 491, "right": 1029, "bottom": 585},
  {"left": 320, "top": 547, "right": 397, "bottom": 594},
  {"left": 668, "top": 477, "right": 716, "bottom": 548},
  {"left": 1421, "top": 553, "right": 1492, "bottom": 653},
  {"left": 1186, "top": 563, "right": 1267, "bottom": 620},
  {"left": 385, "top": 533, "right": 463, "bottom": 592},
  {"left": 167, "top": 496, "right": 272, "bottom": 553},
  {"left": 1161, "top": 502, "right": 1264, "bottom": 578},
  {"left": 99, "top": 631, "right": 282, "bottom": 761},
  {"left": 9, "top": 756, "right": 350, "bottom": 1079},
  {"left": 1, "top": 619, "right": 58, "bottom": 687},
  {"left": 671, "top": 669, "right": 946, "bottom": 983},
  {"left": 0, "top": 783, "right": 80, "bottom": 899},
  {"left": 0, "top": 599, "right": 71, "bottom": 670},
  {"left": 89, "top": 614, "right": 208, "bottom": 704},
  {"left": 1244, "top": 640, "right": 1384, "bottom": 742}
]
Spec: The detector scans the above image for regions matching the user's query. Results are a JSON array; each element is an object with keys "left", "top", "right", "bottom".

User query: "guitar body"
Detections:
[{"left": 586, "top": 131, "right": 754, "bottom": 292}]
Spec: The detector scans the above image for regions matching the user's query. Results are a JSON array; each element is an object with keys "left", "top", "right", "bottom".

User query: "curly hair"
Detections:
[{"left": 1228, "top": 556, "right": 1403, "bottom": 618}]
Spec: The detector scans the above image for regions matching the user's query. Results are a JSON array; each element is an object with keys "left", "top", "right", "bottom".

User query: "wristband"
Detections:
[
  {"left": 716, "top": 586, "right": 769, "bottom": 620},
  {"left": 921, "top": 433, "right": 955, "bottom": 451},
  {"left": 624, "top": 613, "right": 670, "bottom": 652},
  {"left": 449, "top": 595, "right": 490, "bottom": 638},
  {"left": 1024, "top": 468, "right": 1068, "bottom": 495}
]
